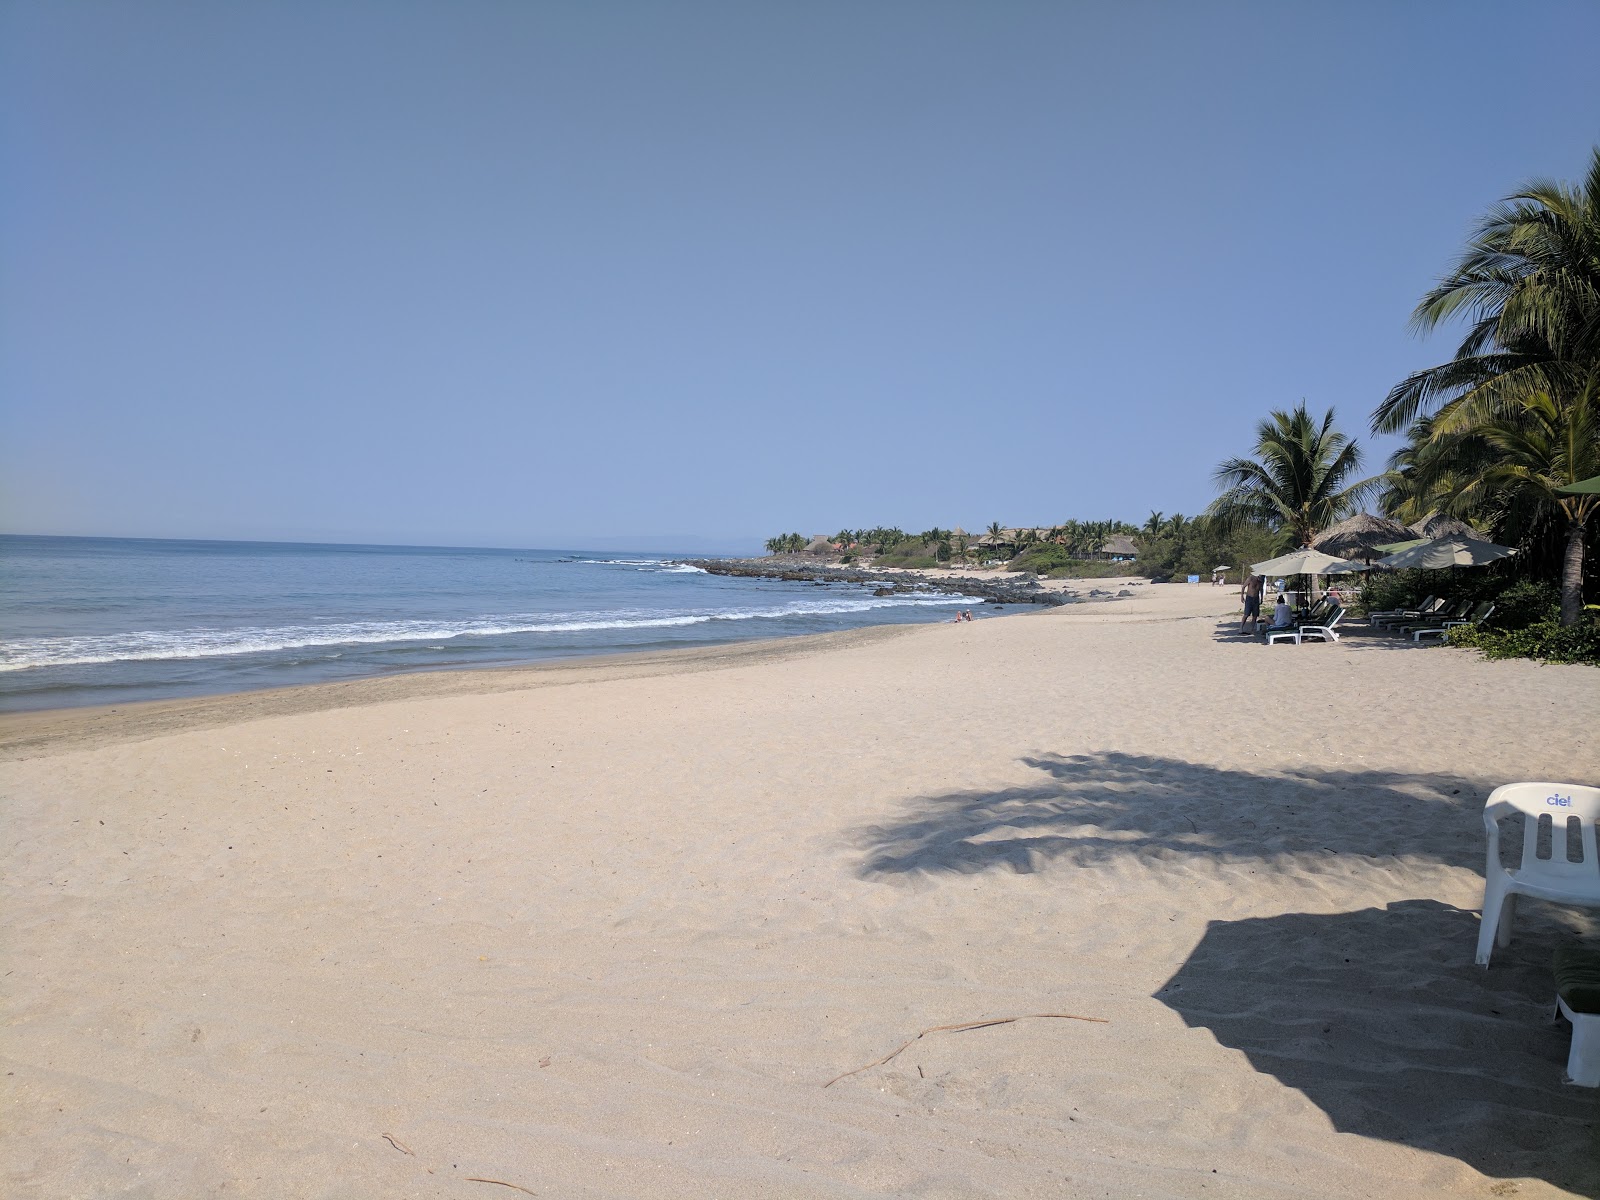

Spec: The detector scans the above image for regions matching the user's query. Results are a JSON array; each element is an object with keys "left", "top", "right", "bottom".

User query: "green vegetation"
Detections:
[
  {"left": 870, "top": 552, "right": 941, "bottom": 569},
  {"left": 1133, "top": 518, "right": 1280, "bottom": 584},
  {"left": 760, "top": 154, "right": 1599, "bottom": 665},
  {"left": 1207, "top": 403, "right": 1376, "bottom": 549},
  {"left": 1205, "top": 147, "right": 1600, "bottom": 664},
  {"left": 1448, "top": 617, "right": 1600, "bottom": 664},
  {"left": 763, "top": 533, "right": 808, "bottom": 554},
  {"left": 1374, "top": 147, "right": 1598, "bottom": 628}
]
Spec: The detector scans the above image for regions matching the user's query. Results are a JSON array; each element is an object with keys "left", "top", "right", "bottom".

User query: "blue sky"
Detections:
[{"left": 3, "top": 2, "right": 1597, "bottom": 552}]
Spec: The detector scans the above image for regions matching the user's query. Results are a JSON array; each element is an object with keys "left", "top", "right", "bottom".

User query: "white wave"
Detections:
[
  {"left": 651, "top": 563, "right": 706, "bottom": 573},
  {"left": 0, "top": 592, "right": 969, "bottom": 671}
]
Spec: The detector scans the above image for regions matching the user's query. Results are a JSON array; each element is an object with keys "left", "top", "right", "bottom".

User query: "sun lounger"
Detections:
[
  {"left": 1371, "top": 596, "right": 1445, "bottom": 629},
  {"left": 1397, "top": 598, "right": 1473, "bottom": 636},
  {"left": 1266, "top": 606, "right": 1344, "bottom": 645},
  {"left": 1412, "top": 602, "right": 1495, "bottom": 641},
  {"left": 1257, "top": 597, "right": 1331, "bottom": 640},
  {"left": 1367, "top": 594, "right": 1433, "bottom": 624}
]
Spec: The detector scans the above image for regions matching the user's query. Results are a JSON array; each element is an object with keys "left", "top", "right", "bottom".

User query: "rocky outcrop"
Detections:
[{"left": 680, "top": 558, "right": 1076, "bottom": 607}]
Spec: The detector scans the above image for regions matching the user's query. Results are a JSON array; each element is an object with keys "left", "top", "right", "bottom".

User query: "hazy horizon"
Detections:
[{"left": 0, "top": 529, "right": 768, "bottom": 556}]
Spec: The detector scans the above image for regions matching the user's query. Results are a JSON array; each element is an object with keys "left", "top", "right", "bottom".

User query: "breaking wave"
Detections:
[{"left": 0, "top": 593, "right": 965, "bottom": 671}]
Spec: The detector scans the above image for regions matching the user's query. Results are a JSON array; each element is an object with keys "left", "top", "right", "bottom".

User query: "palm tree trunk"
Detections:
[{"left": 1561, "top": 520, "right": 1587, "bottom": 628}]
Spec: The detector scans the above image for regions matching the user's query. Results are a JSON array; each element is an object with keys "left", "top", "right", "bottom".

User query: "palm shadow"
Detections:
[
  {"left": 852, "top": 752, "right": 1599, "bottom": 1187},
  {"left": 854, "top": 750, "right": 1485, "bottom": 877},
  {"left": 1158, "top": 900, "right": 1600, "bottom": 1192}
]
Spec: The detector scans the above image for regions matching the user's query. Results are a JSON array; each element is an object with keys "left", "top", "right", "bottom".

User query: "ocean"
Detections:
[{"left": 0, "top": 535, "right": 978, "bottom": 712}]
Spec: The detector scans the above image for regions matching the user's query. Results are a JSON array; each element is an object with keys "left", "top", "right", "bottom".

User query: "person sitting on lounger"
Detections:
[{"left": 1271, "top": 596, "right": 1293, "bottom": 628}]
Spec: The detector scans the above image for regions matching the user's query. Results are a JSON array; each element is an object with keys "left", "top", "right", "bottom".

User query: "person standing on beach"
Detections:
[{"left": 1240, "top": 573, "right": 1264, "bottom": 631}]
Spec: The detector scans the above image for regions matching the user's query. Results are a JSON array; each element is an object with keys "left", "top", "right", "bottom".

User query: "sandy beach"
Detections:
[{"left": 4, "top": 585, "right": 1598, "bottom": 1198}]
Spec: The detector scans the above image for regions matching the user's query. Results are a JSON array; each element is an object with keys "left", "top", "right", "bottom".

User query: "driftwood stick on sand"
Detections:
[
  {"left": 465, "top": 1178, "right": 538, "bottom": 1196},
  {"left": 823, "top": 1012, "right": 1110, "bottom": 1088},
  {"left": 380, "top": 1134, "right": 414, "bottom": 1155}
]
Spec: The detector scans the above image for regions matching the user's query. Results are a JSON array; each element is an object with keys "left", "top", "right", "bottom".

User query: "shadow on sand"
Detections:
[
  {"left": 854, "top": 750, "right": 1486, "bottom": 877},
  {"left": 1158, "top": 900, "right": 1599, "bottom": 1193},
  {"left": 853, "top": 752, "right": 1599, "bottom": 1189},
  {"left": 1208, "top": 614, "right": 1428, "bottom": 652}
]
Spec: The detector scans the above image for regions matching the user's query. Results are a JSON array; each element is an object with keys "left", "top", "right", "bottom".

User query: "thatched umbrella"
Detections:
[
  {"left": 1311, "top": 513, "right": 1414, "bottom": 563},
  {"left": 1408, "top": 512, "right": 1485, "bottom": 541}
]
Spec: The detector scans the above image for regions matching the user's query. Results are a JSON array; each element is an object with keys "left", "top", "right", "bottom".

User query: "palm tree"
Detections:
[
  {"left": 1142, "top": 511, "right": 1165, "bottom": 537},
  {"left": 1374, "top": 148, "right": 1600, "bottom": 437},
  {"left": 1403, "top": 382, "right": 1598, "bottom": 625},
  {"left": 1208, "top": 404, "right": 1376, "bottom": 549}
]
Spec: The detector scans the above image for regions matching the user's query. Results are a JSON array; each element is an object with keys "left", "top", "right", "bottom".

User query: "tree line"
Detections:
[
  {"left": 763, "top": 148, "right": 1597, "bottom": 652},
  {"left": 1205, "top": 146, "right": 1598, "bottom": 651}
]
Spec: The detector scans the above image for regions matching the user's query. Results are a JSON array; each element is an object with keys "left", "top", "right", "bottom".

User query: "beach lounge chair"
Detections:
[
  {"left": 1553, "top": 946, "right": 1600, "bottom": 1086},
  {"left": 1477, "top": 783, "right": 1600, "bottom": 967},
  {"left": 1412, "top": 601, "right": 1495, "bottom": 642},
  {"left": 1259, "top": 596, "right": 1332, "bottom": 634},
  {"left": 1371, "top": 596, "right": 1445, "bottom": 629},
  {"left": 1266, "top": 606, "right": 1344, "bottom": 645},
  {"left": 1396, "top": 598, "right": 1473, "bottom": 636},
  {"left": 1367, "top": 594, "right": 1433, "bottom": 625}
]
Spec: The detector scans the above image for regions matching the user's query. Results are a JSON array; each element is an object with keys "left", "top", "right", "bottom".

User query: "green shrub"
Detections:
[
  {"left": 1044, "top": 560, "right": 1140, "bottom": 579},
  {"left": 1358, "top": 569, "right": 1431, "bottom": 616},
  {"left": 1483, "top": 580, "right": 1559, "bottom": 630},
  {"left": 1448, "top": 619, "right": 1600, "bottom": 665},
  {"left": 1008, "top": 545, "right": 1073, "bottom": 573},
  {"left": 873, "top": 554, "right": 940, "bottom": 570},
  {"left": 1013, "top": 545, "right": 1140, "bottom": 578}
]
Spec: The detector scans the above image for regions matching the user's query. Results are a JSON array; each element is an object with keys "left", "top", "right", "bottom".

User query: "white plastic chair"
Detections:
[
  {"left": 1555, "top": 991, "right": 1600, "bottom": 1086},
  {"left": 1477, "top": 782, "right": 1600, "bottom": 966}
]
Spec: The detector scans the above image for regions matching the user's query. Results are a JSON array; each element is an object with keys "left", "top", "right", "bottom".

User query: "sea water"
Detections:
[{"left": 0, "top": 536, "right": 978, "bottom": 712}]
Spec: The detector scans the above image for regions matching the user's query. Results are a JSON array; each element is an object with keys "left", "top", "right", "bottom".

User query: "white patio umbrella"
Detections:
[
  {"left": 1375, "top": 536, "right": 1517, "bottom": 570},
  {"left": 1251, "top": 548, "right": 1362, "bottom": 577}
]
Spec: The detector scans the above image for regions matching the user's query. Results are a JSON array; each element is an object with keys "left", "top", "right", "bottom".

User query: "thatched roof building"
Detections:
[
  {"left": 1311, "top": 513, "right": 1414, "bottom": 561},
  {"left": 1408, "top": 513, "right": 1485, "bottom": 541},
  {"left": 1097, "top": 535, "right": 1140, "bottom": 560}
]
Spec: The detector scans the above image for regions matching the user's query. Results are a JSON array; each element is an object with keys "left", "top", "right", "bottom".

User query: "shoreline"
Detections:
[
  {"left": 0, "top": 569, "right": 1145, "bottom": 748},
  {"left": 0, "top": 623, "right": 924, "bottom": 761}
]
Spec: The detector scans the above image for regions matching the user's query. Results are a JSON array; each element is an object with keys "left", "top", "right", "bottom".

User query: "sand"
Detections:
[{"left": 4, "top": 585, "right": 1598, "bottom": 1198}]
